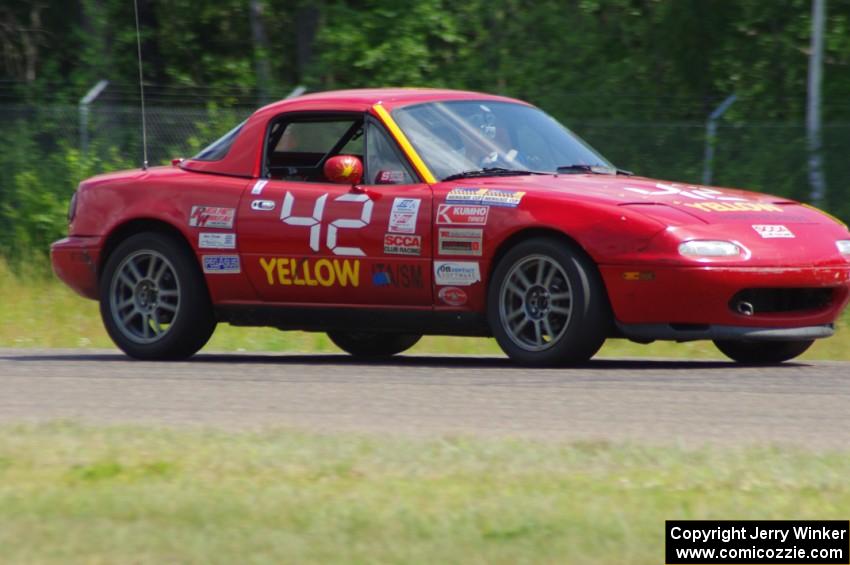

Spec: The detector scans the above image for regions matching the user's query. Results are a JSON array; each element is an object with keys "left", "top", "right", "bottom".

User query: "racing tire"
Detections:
[
  {"left": 487, "top": 237, "right": 611, "bottom": 366},
  {"left": 327, "top": 331, "right": 421, "bottom": 357},
  {"left": 712, "top": 339, "right": 814, "bottom": 364},
  {"left": 99, "top": 232, "right": 217, "bottom": 360}
]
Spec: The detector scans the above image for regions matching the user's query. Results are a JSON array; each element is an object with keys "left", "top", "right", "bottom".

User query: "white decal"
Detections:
[
  {"left": 202, "top": 255, "right": 240, "bottom": 274},
  {"left": 189, "top": 206, "right": 235, "bottom": 229},
  {"left": 438, "top": 228, "right": 483, "bottom": 256},
  {"left": 280, "top": 191, "right": 373, "bottom": 256},
  {"left": 434, "top": 261, "right": 481, "bottom": 286},
  {"left": 752, "top": 224, "right": 795, "bottom": 238},
  {"left": 437, "top": 204, "right": 489, "bottom": 225},
  {"left": 384, "top": 234, "right": 421, "bottom": 256},
  {"left": 446, "top": 188, "right": 524, "bottom": 207},
  {"left": 388, "top": 197, "right": 421, "bottom": 234},
  {"left": 199, "top": 232, "right": 236, "bottom": 249},
  {"left": 251, "top": 179, "right": 268, "bottom": 195},
  {"left": 251, "top": 199, "right": 275, "bottom": 211},
  {"left": 623, "top": 182, "right": 746, "bottom": 202}
]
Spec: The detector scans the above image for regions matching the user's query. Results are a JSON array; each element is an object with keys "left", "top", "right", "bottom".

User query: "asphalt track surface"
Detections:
[{"left": 1, "top": 348, "right": 849, "bottom": 448}]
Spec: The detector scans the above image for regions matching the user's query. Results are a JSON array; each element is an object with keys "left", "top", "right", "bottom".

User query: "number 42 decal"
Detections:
[{"left": 280, "top": 191, "right": 373, "bottom": 257}]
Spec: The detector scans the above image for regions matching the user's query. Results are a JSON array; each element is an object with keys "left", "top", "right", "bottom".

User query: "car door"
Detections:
[{"left": 237, "top": 113, "right": 432, "bottom": 307}]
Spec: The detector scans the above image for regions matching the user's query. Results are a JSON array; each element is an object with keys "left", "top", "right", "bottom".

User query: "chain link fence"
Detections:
[{"left": 1, "top": 101, "right": 849, "bottom": 260}]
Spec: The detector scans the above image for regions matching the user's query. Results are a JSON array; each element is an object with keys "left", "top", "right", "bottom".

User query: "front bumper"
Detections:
[
  {"left": 617, "top": 322, "right": 834, "bottom": 343},
  {"left": 50, "top": 236, "right": 103, "bottom": 300},
  {"left": 601, "top": 264, "right": 850, "bottom": 330}
]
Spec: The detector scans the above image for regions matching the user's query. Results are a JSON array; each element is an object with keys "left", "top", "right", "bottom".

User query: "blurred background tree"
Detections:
[{"left": 1, "top": 0, "right": 850, "bottom": 261}]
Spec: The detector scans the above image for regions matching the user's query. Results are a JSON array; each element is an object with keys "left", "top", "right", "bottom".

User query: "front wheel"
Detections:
[
  {"left": 713, "top": 339, "right": 813, "bottom": 364},
  {"left": 99, "top": 232, "right": 216, "bottom": 360},
  {"left": 328, "top": 331, "right": 421, "bottom": 357},
  {"left": 487, "top": 237, "right": 611, "bottom": 366}
]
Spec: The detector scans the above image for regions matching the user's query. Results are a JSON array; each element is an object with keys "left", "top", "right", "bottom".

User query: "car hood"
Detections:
[{"left": 447, "top": 173, "right": 832, "bottom": 225}]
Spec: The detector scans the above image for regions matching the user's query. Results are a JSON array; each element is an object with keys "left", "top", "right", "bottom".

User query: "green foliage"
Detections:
[{"left": 2, "top": 0, "right": 850, "bottom": 260}]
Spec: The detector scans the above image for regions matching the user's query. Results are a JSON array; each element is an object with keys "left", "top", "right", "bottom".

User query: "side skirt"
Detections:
[{"left": 215, "top": 305, "right": 491, "bottom": 337}]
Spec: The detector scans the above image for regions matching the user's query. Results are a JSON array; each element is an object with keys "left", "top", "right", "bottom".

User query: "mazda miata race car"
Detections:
[{"left": 51, "top": 88, "right": 850, "bottom": 365}]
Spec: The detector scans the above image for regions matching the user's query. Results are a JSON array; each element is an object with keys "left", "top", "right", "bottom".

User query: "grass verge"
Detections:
[
  {"left": 3, "top": 259, "right": 849, "bottom": 359},
  {"left": 1, "top": 422, "right": 848, "bottom": 564}
]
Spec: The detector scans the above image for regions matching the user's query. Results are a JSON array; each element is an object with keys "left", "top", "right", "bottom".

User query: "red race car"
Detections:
[{"left": 51, "top": 88, "right": 850, "bottom": 365}]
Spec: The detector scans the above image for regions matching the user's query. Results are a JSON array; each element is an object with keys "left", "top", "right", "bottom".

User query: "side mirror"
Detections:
[{"left": 324, "top": 155, "right": 363, "bottom": 185}]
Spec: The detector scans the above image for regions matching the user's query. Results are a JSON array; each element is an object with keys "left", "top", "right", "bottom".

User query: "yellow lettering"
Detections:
[
  {"left": 333, "top": 259, "right": 360, "bottom": 287},
  {"left": 259, "top": 258, "right": 276, "bottom": 285},
  {"left": 293, "top": 258, "right": 306, "bottom": 286},
  {"left": 315, "top": 259, "right": 334, "bottom": 286},
  {"left": 277, "top": 259, "right": 292, "bottom": 285}
]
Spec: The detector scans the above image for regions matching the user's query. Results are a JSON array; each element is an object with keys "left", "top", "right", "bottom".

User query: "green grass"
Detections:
[
  {"left": 3, "top": 259, "right": 849, "bottom": 359},
  {"left": 0, "top": 422, "right": 848, "bottom": 564}
]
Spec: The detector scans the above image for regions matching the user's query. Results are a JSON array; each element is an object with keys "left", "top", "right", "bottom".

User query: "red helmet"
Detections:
[{"left": 324, "top": 155, "right": 363, "bottom": 185}]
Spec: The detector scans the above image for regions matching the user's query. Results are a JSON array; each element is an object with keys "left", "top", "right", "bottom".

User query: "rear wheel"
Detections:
[
  {"left": 713, "top": 339, "right": 813, "bottom": 364},
  {"left": 327, "top": 331, "right": 421, "bottom": 357},
  {"left": 487, "top": 237, "right": 610, "bottom": 366},
  {"left": 100, "top": 232, "right": 216, "bottom": 360}
]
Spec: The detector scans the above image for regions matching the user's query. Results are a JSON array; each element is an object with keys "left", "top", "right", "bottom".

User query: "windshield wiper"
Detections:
[
  {"left": 556, "top": 164, "right": 633, "bottom": 176},
  {"left": 443, "top": 168, "right": 542, "bottom": 181}
]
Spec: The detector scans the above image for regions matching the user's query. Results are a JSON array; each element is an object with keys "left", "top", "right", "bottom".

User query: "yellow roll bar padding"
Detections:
[{"left": 372, "top": 103, "right": 437, "bottom": 184}]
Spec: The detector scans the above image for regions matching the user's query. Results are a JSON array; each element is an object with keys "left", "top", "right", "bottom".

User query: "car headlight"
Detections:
[
  {"left": 678, "top": 240, "right": 743, "bottom": 257},
  {"left": 837, "top": 240, "right": 850, "bottom": 256}
]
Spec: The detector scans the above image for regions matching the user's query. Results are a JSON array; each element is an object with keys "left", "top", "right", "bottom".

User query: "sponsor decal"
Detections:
[
  {"left": 684, "top": 202, "right": 783, "bottom": 213},
  {"left": 752, "top": 224, "right": 795, "bottom": 238},
  {"left": 445, "top": 188, "right": 525, "bottom": 207},
  {"left": 383, "top": 233, "right": 422, "bottom": 256},
  {"left": 259, "top": 257, "right": 359, "bottom": 287},
  {"left": 438, "top": 228, "right": 483, "bottom": 256},
  {"left": 189, "top": 206, "right": 235, "bottom": 229},
  {"left": 388, "top": 197, "right": 421, "bottom": 234},
  {"left": 203, "top": 255, "right": 240, "bottom": 274},
  {"left": 438, "top": 286, "right": 467, "bottom": 306},
  {"left": 199, "top": 232, "right": 236, "bottom": 249},
  {"left": 375, "top": 170, "right": 406, "bottom": 185},
  {"left": 436, "top": 204, "right": 489, "bottom": 225},
  {"left": 251, "top": 179, "right": 268, "bottom": 195},
  {"left": 434, "top": 261, "right": 481, "bottom": 286},
  {"left": 371, "top": 263, "right": 423, "bottom": 288},
  {"left": 251, "top": 199, "right": 275, "bottom": 211},
  {"left": 623, "top": 182, "right": 748, "bottom": 201}
]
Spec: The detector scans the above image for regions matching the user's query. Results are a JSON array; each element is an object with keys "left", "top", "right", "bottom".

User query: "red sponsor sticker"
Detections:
[{"left": 438, "top": 286, "right": 467, "bottom": 306}]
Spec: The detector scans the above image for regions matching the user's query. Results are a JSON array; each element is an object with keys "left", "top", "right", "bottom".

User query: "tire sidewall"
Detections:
[
  {"left": 99, "top": 232, "right": 215, "bottom": 359},
  {"left": 487, "top": 238, "right": 609, "bottom": 366}
]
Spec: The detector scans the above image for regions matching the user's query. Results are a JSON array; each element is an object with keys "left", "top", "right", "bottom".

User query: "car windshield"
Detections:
[
  {"left": 392, "top": 101, "right": 612, "bottom": 180},
  {"left": 192, "top": 119, "right": 246, "bottom": 161}
]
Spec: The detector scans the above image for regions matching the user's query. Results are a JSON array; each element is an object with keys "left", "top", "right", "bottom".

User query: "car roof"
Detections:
[
  {"left": 182, "top": 88, "right": 533, "bottom": 178},
  {"left": 257, "top": 88, "right": 530, "bottom": 114}
]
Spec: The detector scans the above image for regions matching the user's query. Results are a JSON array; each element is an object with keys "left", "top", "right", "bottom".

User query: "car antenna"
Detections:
[{"left": 133, "top": 0, "right": 149, "bottom": 170}]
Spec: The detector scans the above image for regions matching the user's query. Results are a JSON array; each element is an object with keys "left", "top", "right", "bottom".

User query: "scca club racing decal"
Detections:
[
  {"left": 446, "top": 188, "right": 525, "bottom": 207},
  {"left": 436, "top": 204, "right": 489, "bottom": 225},
  {"left": 371, "top": 263, "right": 423, "bottom": 289},
  {"left": 434, "top": 261, "right": 481, "bottom": 286},
  {"left": 438, "top": 286, "right": 467, "bottom": 306},
  {"left": 438, "top": 228, "right": 483, "bottom": 256},
  {"left": 388, "top": 197, "right": 421, "bottom": 234},
  {"left": 752, "top": 224, "right": 795, "bottom": 238},
  {"left": 384, "top": 234, "right": 421, "bottom": 256},
  {"left": 189, "top": 206, "right": 235, "bottom": 229},
  {"left": 259, "top": 257, "right": 360, "bottom": 287},
  {"left": 203, "top": 255, "right": 240, "bottom": 273}
]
